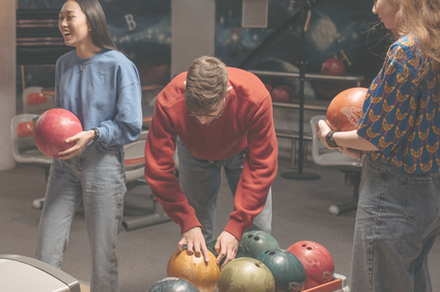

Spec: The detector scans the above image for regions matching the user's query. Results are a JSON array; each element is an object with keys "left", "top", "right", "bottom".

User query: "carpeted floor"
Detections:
[{"left": 1, "top": 157, "right": 439, "bottom": 292}]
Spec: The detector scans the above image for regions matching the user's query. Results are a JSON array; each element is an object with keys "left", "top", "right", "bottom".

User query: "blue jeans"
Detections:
[
  {"left": 351, "top": 157, "right": 440, "bottom": 292},
  {"left": 35, "top": 142, "right": 126, "bottom": 292},
  {"left": 177, "top": 140, "right": 272, "bottom": 244}
]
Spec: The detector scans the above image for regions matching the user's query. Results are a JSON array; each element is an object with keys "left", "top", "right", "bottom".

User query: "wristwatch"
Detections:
[
  {"left": 326, "top": 131, "right": 339, "bottom": 148},
  {"left": 92, "top": 127, "right": 100, "bottom": 142}
]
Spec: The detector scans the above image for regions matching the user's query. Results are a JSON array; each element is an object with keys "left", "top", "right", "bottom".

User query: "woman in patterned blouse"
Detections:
[{"left": 317, "top": 0, "right": 440, "bottom": 291}]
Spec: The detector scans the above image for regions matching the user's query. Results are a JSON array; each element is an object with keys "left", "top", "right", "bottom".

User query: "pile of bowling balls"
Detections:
[{"left": 149, "top": 231, "right": 336, "bottom": 292}]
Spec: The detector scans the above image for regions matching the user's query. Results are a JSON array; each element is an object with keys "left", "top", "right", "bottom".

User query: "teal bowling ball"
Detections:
[
  {"left": 148, "top": 277, "right": 200, "bottom": 292},
  {"left": 257, "top": 249, "right": 306, "bottom": 292},
  {"left": 207, "top": 239, "right": 251, "bottom": 266},
  {"left": 240, "top": 230, "right": 280, "bottom": 259}
]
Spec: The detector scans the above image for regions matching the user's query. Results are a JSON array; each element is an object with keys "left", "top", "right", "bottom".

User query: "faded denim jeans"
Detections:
[
  {"left": 177, "top": 140, "right": 272, "bottom": 244},
  {"left": 351, "top": 157, "right": 440, "bottom": 292},
  {"left": 35, "top": 142, "right": 126, "bottom": 292}
]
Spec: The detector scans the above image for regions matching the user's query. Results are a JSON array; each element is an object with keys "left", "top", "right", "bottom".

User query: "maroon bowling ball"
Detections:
[
  {"left": 272, "top": 85, "right": 294, "bottom": 103},
  {"left": 287, "top": 240, "right": 334, "bottom": 290},
  {"left": 33, "top": 108, "right": 83, "bottom": 158},
  {"left": 321, "top": 58, "right": 345, "bottom": 76}
]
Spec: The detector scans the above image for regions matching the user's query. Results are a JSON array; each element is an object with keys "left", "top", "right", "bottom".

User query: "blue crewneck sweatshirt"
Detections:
[{"left": 55, "top": 49, "right": 142, "bottom": 146}]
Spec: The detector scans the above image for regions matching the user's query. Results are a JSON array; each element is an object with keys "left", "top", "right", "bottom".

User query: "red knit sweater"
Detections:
[{"left": 144, "top": 67, "right": 278, "bottom": 240}]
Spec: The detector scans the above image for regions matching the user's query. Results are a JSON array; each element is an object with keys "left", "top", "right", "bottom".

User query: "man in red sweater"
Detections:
[{"left": 144, "top": 56, "right": 278, "bottom": 268}]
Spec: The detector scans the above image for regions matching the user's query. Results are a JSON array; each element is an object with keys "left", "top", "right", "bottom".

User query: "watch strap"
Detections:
[
  {"left": 92, "top": 127, "right": 100, "bottom": 142},
  {"left": 326, "top": 131, "right": 339, "bottom": 148}
]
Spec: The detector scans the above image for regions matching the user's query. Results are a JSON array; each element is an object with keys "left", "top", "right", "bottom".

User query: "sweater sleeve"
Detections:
[
  {"left": 144, "top": 97, "right": 202, "bottom": 233},
  {"left": 96, "top": 64, "right": 143, "bottom": 146},
  {"left": 224, "top": 94, "right": 278, "bottom": 241}
]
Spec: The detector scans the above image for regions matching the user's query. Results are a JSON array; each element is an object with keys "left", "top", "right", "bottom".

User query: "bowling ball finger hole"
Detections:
[
  {"left": 254, "top": 262, "right": 263, "bottom": 268},
  {"left": 253, "top": 236, "right": 260, "bottom": 241},
  {"left": 268, "top": 251, "right": 276, "bottom": 256}
]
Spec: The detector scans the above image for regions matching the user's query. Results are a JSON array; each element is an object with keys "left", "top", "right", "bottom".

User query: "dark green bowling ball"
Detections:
[{"left": 257, "top": 249, "right": 306, "bottom": 292}]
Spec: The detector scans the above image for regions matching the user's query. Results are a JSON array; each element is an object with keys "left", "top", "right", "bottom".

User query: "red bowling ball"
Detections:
[
  {"left": 326, "top": 87, "right": 368, "bottom": 131},
  {"left": 16, "top": 121, "right": 34, "bottom": 138},
  {"left": 287, "top": 240, "right": 335, "bottom": 290},
  {"left": 27, "top": 92, "right": 48, "bottom": 105},
  {"left": 272, "top": 85, "right": 294, "bottom": 103},
  {"left": 321, "top": 58, "right": 345, "bottom": 76},
  {"left": 33, "top": 108, "right": 83, "bottom": 158},
  {"left": 265, "top": 84, "right": 274, "bottom": 97}
]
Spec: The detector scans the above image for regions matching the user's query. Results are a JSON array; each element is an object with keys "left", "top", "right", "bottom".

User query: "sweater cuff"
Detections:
[
  {"left": 224, "top": 219, "right": 250, "bottom": 241},
  {"left": 179, "top": 215, "right": 202, "bottom": 234}
]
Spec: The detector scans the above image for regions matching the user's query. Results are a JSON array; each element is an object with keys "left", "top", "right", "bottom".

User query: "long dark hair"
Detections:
[{"left": 74, "top": 0, "right": 117, "bottom": 51}]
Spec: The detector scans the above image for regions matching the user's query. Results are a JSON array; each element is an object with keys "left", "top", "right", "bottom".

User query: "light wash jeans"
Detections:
[
  {"left": 351, "top": 157, "right": 440, "bottom": 292},
  {"left": 35, "top": 142, "right": 126, "bottom": 292},
  {"left": 177, "top": 140, "right": 272, "bottom": 243}
]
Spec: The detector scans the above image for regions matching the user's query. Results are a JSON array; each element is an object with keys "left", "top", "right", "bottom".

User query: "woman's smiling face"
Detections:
[{"left": 58, "top": 0, "right": 91, "bottom": 48}]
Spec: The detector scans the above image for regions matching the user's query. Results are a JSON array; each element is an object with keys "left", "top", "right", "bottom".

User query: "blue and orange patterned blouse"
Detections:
[{"left": 357, "top": 35, "right": 440, "bottom": 174}]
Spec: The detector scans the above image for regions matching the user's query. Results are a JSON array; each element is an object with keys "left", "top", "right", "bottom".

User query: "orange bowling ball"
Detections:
[
  {"left": 326, "top": 87, "right": 368, "bottom": 131},
  {"left": 167, "top": 249, "right": 220, "bottom": 292}
]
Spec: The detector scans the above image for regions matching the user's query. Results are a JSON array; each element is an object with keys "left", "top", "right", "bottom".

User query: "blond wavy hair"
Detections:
[
  {"left": 394, "top": 0, "right": 440, "bottom": 73},
  {"left": 184, "top": 56, "right": 228, "bottom": 114}
]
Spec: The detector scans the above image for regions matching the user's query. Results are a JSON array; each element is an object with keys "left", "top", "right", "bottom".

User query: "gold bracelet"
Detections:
[{"left": 356, "top": 151, "right": 362, "bottom": 166}]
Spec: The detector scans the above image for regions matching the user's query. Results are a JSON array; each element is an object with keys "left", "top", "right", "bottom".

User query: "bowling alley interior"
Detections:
[{"left": 1, "top": 0, "right": 440, "bottom": 291}]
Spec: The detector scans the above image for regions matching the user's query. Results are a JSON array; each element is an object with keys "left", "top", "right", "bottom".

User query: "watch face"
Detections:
[{"left": 327, "top": 139, "right": 338, "bottom": 148}]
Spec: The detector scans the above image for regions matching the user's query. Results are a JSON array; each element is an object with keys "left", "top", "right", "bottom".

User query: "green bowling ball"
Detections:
[
  {"left": 218, "top": 257, "right": 275, "bottom": 292},
  {"left": 207, "top": 239, "right": 251, "bottom": 266},
  {"left": 240, "top": 230, "right": 280, "bottom": 259},
  {"left": 257, "top": 249, "right": 306, "bottom": 292}
]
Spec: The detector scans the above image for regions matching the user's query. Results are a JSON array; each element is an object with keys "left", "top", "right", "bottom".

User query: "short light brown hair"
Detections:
[{"left": 184, "top": 56, "right": 228, "bottom": 114}]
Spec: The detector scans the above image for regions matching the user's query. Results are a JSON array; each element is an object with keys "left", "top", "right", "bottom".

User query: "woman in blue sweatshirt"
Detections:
[{"left": 35, "top": 0, "right": 142, "bottom": 291}]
